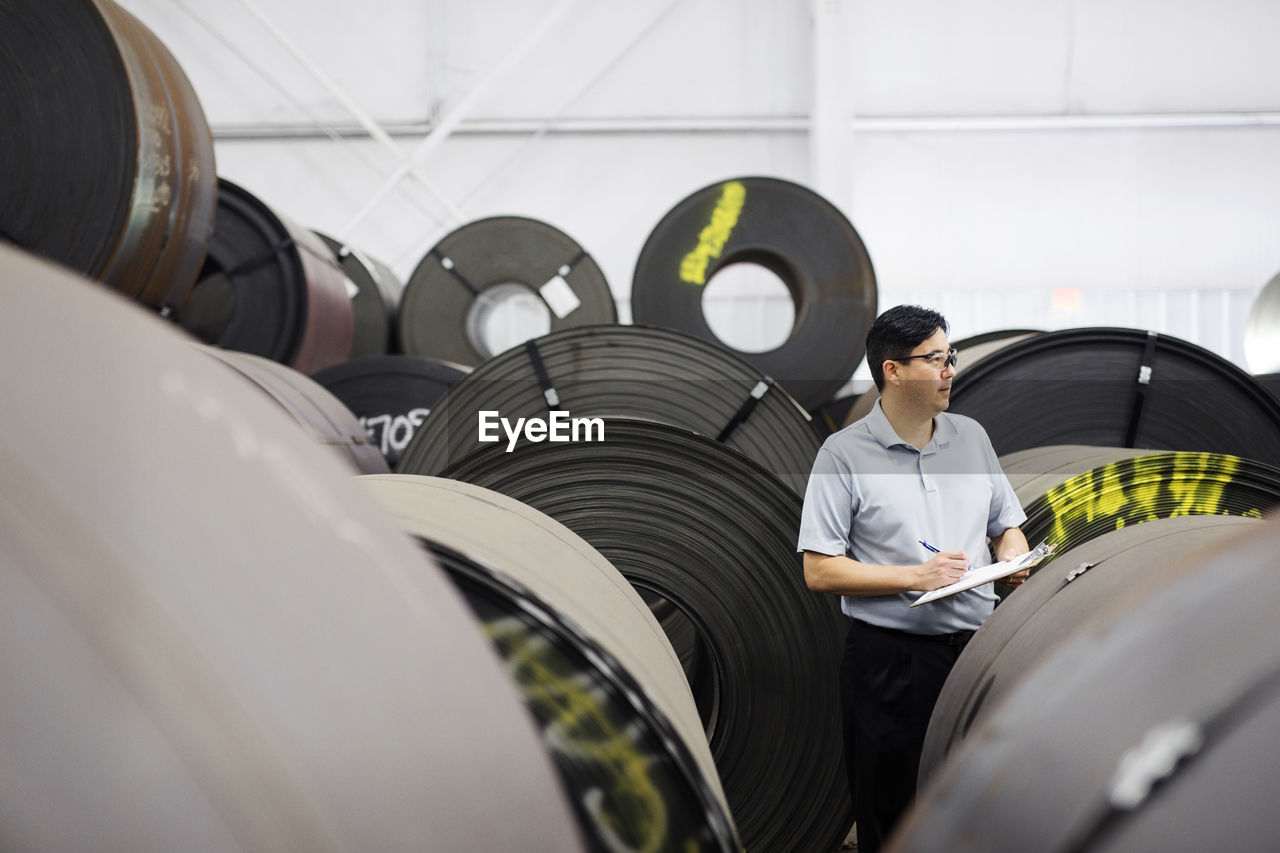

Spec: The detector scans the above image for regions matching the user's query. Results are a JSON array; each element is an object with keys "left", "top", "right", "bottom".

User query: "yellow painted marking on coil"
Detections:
[
  {"left": 1040, "top": 453, "right": 1260, "bottom": 551},
  {"left": 485, "top": 618, "right": 679, "bottom": 853},
  {"left": 679, "top": 181, "right": 747, "bottom": 285}
]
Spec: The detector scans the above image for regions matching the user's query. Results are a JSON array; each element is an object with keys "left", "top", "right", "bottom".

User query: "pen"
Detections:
[{"left": 920, "top": 539, "right": 972, "bottom": 571}]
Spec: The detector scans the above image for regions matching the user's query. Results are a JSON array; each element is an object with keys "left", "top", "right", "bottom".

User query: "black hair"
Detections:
[{"left": 865, "top": 305, "right": 949, "bottom": 391}]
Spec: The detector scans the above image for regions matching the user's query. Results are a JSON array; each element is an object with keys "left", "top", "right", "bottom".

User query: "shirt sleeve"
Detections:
[
  {"left": 980, "top": 431, "right": 1028, "bottom": 537},
  {"left": 797, "top": 446, "right": 858, "bottom": 556}
]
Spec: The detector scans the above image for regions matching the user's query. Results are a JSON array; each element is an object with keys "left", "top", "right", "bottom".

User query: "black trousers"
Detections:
[{"left": 840, "top": 618, "right": 969, "bottom": 853}]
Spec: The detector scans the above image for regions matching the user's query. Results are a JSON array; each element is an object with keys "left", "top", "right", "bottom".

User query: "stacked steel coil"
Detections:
[
  {"left": 396, "top": 324, "right": 821, "bottom": 494},
  {"left": 398, "top": 216, "right": 616, "bottom": 367},
  {"left": 312, "top": 355, "right": 469, "bottom": 467},
  {"left": 1000, "top": 445, "right": 1280, "bottom": 558},
  {"left": 894, "top": 514, "right": 1280, "bottom": 853},
  {"left": 0, "top": 242, "right": 586, "bottom": 852},
  {"left": 362, "top": 474, "right": 738, "bottom": 852},
  {"left": 177, "top": 178, "right": 352, "bottom": 374},
  {"left": 948, "top": 327, "right": 1280, "bottom": 466},
  {"left": 440, "top": 418, "right": 851, "bottom": 853},
  {"left": 197, "top": 346, "right": 388, "bottom": 475},
  {"left": 315, "top": 232, "right": 405, "bottom": 360},
  {"left": 0, "top": 0, "right": 216, "bottom": 310},
  {"left": 631, "top": 176, "right": 877, "bottom": 411},
  {"left": 1245, "top": 271, "right": 1280, "bottom": 374},
  {"left": 918, "top": 513, "right": 1261, "bottom": 785}
]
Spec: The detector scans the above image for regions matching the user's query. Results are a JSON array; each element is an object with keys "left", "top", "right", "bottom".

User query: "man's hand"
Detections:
[
  {"left": 1000, "top": 546, "right": 1031, "bottom": 587},
  {"left": 913, "top": 551, "right": 969, "bottom": 591}
]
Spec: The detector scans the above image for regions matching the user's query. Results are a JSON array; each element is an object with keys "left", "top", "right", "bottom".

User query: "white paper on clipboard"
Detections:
[{"left": 910, "top": 541, "right": 1056, "bottom": 607}]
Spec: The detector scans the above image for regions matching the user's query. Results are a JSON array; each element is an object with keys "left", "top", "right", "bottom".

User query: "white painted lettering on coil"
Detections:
[
  {"left": 361, "top": 407, "right": 431, "bottom": 456},
  {"left": 478, "top": 410, "right": 604, "bottom": 452}
]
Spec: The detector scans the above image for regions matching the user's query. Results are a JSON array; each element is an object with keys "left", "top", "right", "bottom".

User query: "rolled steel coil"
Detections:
[
  {"left": 1245, "top": 271, "right": 1280, "bottom": 374},
  {"left": 0, "top": 0, "right": 216, "bottom": 310},
  {"left": 396, "top": 324, "right": 821, "bottom": 494},
  {"left": 312, "top": 355, "right": 469, "bottom": 467},
  {"left": 0, "top": 242, "right": 584, "bottom": 852},
  {"left": 811, "top": 388, "right": 862, "bottom": 436},
  {"left": 176, "top": 177, "right": 353, "bottom": 374},
  {"left": 894, "top": 514, "right": 1280, "bottom": 853},
  {"left": 361, "top": 474, "right": 738, "bottom": 852},
  {"left": 631, "top": 176, "right": 877, "bottom": 410},
  {"left": 1253, "top": 370, "right": 1280, "bottom": 406},
  {"left": 918, "top": 513, "right": 1260, "bottom": 785},
  {"left": 1000, "top": 446, "right": 1280, "bottom": 559},
  {"left": 397, "top": 215, "right": 616, "bottom": 366},
  {"left": 948, "top": 327, "right": 1280, "bottom": 466},
  {"left": 197, "top": 346, "right": 389, "bottom": 475},
  {"left": 835, "top": 328, "right": 1040, "bottom": 432},
  {"left": 315, "top": 232, "right": 404, "bottom": 359},
  {"left": 441, "top": 419, "right": 852, "bottom": 853}
]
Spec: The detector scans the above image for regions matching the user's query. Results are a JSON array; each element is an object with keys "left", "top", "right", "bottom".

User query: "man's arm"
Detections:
[
  {"left": 990, "top": 526, "right": 1031, "bottom": 586},
  {"left": 804, "top": 550, "right": 969, "bottom": 596}
]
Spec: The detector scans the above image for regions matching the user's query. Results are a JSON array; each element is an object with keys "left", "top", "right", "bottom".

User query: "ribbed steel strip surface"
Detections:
[
  {"left": 362, "top": 474, "right": 739, "bottom": 852},
  {"left": 398, "top": 324, "right": 821, "bottom": 494},
  {"left": 0, "top": 0, "right": 216, "bottom": 309},
  {"left": 1007, "top": 448, "right": 1280, "bottom": 556},
  {"left": 949, "top": 327, "right": 1280, "bottom": 465},
  {"left": 441, "top": 419, "right": 851, "bottom": 853}
]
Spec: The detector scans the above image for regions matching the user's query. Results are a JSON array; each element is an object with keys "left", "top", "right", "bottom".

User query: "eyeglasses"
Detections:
[{"left": 895, "top": 348, "right": 958, "bottom": 370}]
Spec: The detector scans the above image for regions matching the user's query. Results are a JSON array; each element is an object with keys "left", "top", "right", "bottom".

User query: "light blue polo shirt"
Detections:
[{"left": 798, "top": 398, "right": 1027, "bottom": 634}]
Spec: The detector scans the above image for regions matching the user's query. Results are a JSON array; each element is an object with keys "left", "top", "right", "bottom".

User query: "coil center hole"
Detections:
[
  {"left": 638, "top": 587, "right": 721, "bottom": 737},
  {"left": 466, "top": 282, "right": 552, "bottom": 359},
  {"left": 701, "top": 261, "right": 796, "bottom": 354}
]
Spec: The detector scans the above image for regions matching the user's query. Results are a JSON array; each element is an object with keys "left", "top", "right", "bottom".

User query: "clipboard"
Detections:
[{"left": 910, "top": 540, "right": 1056, "bottom": 607}]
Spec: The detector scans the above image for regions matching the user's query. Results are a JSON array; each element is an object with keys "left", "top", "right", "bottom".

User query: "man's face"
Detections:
[{"left": 897, "top": 328, "right": 957, "bottom": 415}]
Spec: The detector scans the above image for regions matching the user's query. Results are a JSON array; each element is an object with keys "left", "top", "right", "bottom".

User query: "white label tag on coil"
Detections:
[
  {"left": 343, "top": 275, "right": 360, "bottom": 299},
  {"left": 539, "top": 273, "right": 580, "bottom": 319}
]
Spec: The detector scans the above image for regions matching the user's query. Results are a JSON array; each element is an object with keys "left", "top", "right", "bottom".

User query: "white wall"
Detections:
[{"left": 117, "top": 0, "right": 1280, "bottom": 373}]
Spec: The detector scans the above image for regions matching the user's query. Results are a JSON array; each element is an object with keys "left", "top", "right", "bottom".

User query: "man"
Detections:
[{"left": 798, "top": 305, "right": 1029, "bottom": 852}]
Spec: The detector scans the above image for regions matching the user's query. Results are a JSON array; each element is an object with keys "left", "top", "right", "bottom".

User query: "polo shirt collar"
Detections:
[{"left": 867, "top": 398, "right": 956, "bottom": 453}]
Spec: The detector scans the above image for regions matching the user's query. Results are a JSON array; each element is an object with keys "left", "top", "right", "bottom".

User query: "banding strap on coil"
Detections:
[
  {"left": 524, "top": 339, "right": 560, "bottom": 408},
  {"left": 395, "top": 325, "right": 820, "bottom": 493},
  {"left": 948, "top": 327, "right": 1280, "bottom": 466},
  {"left": 432, "top": 248, "right": 479, "bottom": 297},
  {"left": 1123, "top": 331, "right": 1159, "bottom": 448},
  {"left": 717, "top": 380, "right": 770, "bottom": 443},
  {"left": 399, "top": 216, "right": 615, "bottom": 367},
  {"left": 558, "top": 249, "right": 587, "bottom": 275}
]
